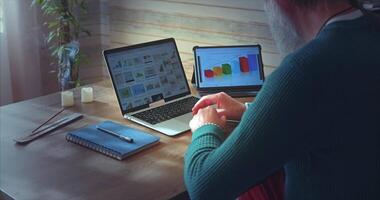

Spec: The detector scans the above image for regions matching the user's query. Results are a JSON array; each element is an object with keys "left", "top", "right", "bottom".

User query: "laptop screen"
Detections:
[
  {"left": 194, "top": 45, "right": 265, "bottom": 89},
  {"left": 104, "top": 39, "right": 190, "bottom": 113}
]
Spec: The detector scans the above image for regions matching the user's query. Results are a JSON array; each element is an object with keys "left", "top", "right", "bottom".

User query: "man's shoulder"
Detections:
[
  {"left": 284, "top": 21, "right": 380, "bottom": 72},
  {"left": 275, "top": 39, "right": 330, "bottom": 78},
  {"left": 283, "top": 37, "right": 332, "bottom": 68},
  {"left": 270, "top": 36, "right": 351, "bottom": 89},
  {"left": 274, "top": 25, "right": 380, "bottom": 91},
  {"left": 284, "top": 16, "right": 380, "bottom": 72}
]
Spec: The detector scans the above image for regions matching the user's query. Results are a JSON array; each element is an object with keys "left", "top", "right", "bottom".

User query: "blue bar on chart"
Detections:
[{"left": 248, "top": 54, "right": 258, "bottom": 71}]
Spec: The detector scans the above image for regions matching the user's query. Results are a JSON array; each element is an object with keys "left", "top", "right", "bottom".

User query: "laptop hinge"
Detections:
[{"left": 149, "top": 99, "right": 165, "bottom": 108}]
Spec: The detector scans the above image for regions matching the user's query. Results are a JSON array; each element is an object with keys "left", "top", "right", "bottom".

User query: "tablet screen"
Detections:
[{"left": 194, "top": 46, "right": 265, "bottom": 89}]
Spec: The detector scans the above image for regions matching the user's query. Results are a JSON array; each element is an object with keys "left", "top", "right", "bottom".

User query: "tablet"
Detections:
[{"left": 193, "top": 45, "right": 265, "bottom": 95}]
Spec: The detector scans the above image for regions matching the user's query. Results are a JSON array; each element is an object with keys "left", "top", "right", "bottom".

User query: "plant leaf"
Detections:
[{"left": 47, "top": 32, "right": 56, "bottom": 43}]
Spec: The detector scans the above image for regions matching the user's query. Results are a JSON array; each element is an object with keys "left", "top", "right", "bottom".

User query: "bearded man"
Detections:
[{"left": 184, "top": 0, "right": 380, "bottom": 199}]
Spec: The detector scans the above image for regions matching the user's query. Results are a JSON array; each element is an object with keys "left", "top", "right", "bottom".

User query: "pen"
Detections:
[{"left": 96, "top": 126, "right": 134, "bottom": 143}]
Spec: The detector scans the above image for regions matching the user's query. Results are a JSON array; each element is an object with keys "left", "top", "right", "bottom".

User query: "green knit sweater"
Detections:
[{"left": 184, "top": 15, "right": 380, "bottom": 200}]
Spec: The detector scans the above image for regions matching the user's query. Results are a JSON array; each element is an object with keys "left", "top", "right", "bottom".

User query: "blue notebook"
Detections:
[{"left": 66, "top": 121, "right": 160, "bottom": 160}]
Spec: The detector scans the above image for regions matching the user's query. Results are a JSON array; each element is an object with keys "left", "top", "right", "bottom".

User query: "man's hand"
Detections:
[
  {"left": 189, "top": 106, "right": 227, "bottom": 132},
  {"left": 192, "top": 92, "right": 246, "bottom": 120}
]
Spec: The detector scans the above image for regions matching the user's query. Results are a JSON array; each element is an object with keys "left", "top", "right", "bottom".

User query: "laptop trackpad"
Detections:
[{"left": 152, "top": 113, "right": 193, "bottom": 136}]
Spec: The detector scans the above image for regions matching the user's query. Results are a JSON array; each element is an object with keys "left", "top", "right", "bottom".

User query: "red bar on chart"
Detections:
[
  {"left": 204, "top": 69, "right": 214, "bottom": 78},
  {"left": 239, "top": 57, "right": 250, "bottom": 73}
]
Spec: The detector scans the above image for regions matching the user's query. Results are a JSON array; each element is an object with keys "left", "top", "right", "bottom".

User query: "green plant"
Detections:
[{"left": 32, "top": 0, "right": 91, "bottom": 89}]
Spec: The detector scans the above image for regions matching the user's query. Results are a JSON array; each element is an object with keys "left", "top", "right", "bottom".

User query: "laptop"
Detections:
[{"left": 103, "top": 38, "right": 199, "bottom": 136}]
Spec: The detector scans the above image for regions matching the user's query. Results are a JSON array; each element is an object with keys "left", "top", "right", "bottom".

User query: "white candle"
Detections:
[
  {"left": 61, "top": 91, "right": 74, "bottom": 107},
  {"left": 81, "top": 87, "right": 93, "bottom": 103}
]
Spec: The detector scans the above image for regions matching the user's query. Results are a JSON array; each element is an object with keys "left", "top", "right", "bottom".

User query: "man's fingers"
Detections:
[
  {"left": 216, "top": 108, "right": 228, "bottom": 117},
  {"left": 192, "top": 94, "right": 219, "bottom": 114},
  {"left": 192, "top": 92, "right": 231, "bottom": 115},
  {"left": 220, "top": 115, "right": 227, "bottom": 123}
]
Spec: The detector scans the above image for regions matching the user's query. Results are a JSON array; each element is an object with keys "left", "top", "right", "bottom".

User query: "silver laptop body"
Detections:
[
  {"left": 103, "top": 38, "right": 197, "bottom": 136},
  {"left": 124, "top": 97, "right": 194, "bottom": 136}
]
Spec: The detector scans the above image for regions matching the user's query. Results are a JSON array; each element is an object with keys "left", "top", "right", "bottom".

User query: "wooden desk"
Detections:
[{"left": 0, "top": 80, "right": 251, "bottom": 200}]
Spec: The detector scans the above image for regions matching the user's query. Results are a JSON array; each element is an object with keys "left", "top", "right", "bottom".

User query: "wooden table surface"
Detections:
[{"left": 0, "top": 80, "right": 252, "bottom": 200}]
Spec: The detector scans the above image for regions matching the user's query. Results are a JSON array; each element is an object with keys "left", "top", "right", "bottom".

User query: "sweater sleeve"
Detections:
[{"left": 184, "top": 59, "right": 322, "bottom": 200}]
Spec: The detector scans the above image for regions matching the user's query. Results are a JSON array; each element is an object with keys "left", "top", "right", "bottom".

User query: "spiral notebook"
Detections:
[{"left": 66, "top": 121, "right": 160, "bottom": 160}]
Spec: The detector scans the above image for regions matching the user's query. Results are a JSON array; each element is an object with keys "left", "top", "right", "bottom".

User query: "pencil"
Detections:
[{"left": 32, "top": 108, "right": 65, "bottom": 133}]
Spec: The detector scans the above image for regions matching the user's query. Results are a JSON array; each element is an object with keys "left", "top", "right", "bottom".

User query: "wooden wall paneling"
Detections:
[
  {"left": 100, "top": 0, "right": 279, "bottom": 81},
  {"left": 110, "top": 0, "right": 268, "bottom": 24},
  {"left": 110, "top": 8, "right": 274, "bottom": 45},
  {"left": 150, "top": 0, "right": 265, "bottom": 10},
  {"left": 99, "top": 0, "right": 111, "bottom": 50},
  {"left": 78, "top": 0, "right": 110, "bottom": 84},
  {"left": 109, "top": 18, "right": 281, "bottom": 66}
]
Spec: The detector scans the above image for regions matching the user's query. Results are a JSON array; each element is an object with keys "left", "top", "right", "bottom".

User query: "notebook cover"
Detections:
[{"left": 66, "top": 121, "right": 160, "bottom": 160}]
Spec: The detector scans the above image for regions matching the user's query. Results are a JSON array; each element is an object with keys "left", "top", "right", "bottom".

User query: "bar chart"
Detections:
[{"left": 203, "top": 54, "right": 258, "bottom": 78}]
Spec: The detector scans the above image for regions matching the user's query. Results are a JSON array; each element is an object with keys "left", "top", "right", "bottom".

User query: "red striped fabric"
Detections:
[{"left": 238, "top": 169, "right": 285, "bottom": 200}]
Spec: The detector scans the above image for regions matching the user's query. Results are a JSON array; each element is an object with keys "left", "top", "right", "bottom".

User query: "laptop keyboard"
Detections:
[{"left": 132, "top": 96, "right": 199, "bottom": 125}]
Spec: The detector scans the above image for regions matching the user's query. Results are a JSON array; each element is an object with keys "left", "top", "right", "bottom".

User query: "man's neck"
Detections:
[{"left": 292, "top": 2, "right": 354, "bottom": 41}]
